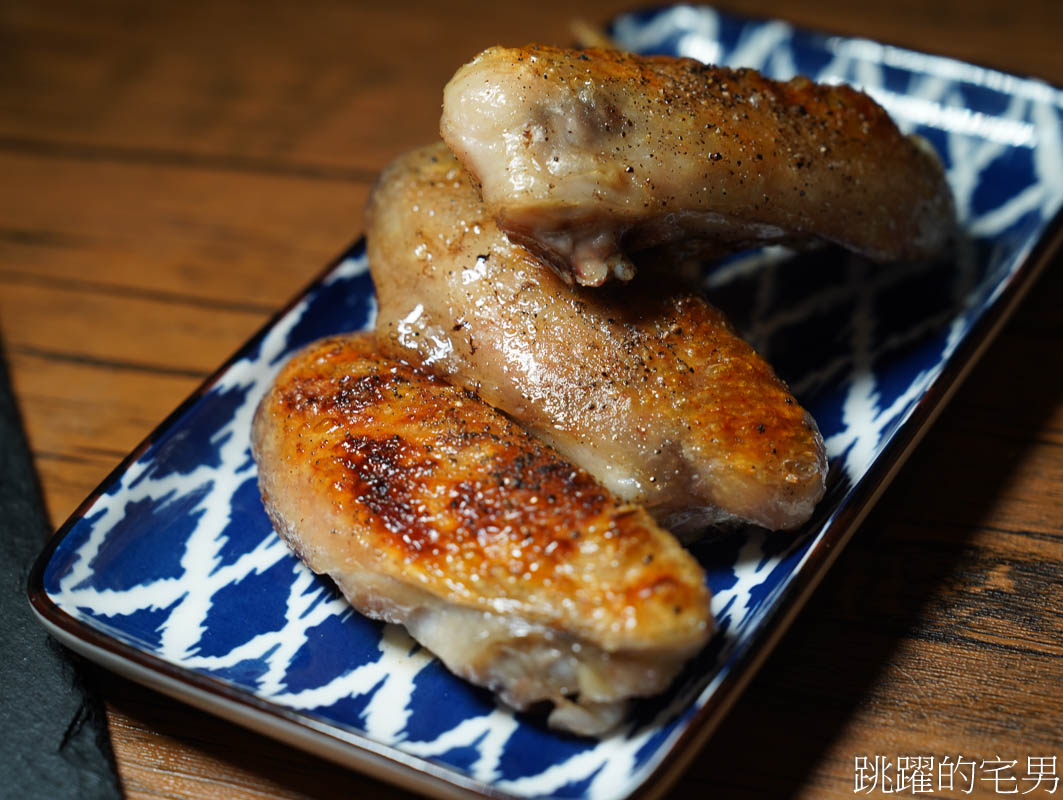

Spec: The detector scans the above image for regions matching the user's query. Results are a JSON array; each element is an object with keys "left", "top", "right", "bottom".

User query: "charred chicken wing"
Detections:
[
  {"left": 251, "top": 334, "right": 712, "bottom": 735},
  {"left": 367, "top": 144, "right": 826, "bottom": 535},
  {"left": 441, "top": 45, "right": 954, "bottom": 285}
]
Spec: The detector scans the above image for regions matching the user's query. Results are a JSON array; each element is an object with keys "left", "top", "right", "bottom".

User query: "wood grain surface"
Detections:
[{"left": 3, "top": 1, "right": 1061, "bottom": 798}]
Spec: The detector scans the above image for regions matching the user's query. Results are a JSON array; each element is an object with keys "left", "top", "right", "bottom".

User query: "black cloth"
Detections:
[{"left": 0, "top": 351, "right": 122, "bottom": 800}]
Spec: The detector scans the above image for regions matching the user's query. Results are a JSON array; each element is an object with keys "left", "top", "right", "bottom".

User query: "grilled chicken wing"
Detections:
[
  {"left": 251, "top": 334, "right": 712, "bottom": 735},
  {"left": 367, "top": 144, "right": 826, "bottom": 535},
  {"left": 441, "top": 45, "right": 954, "bottom": 285}
]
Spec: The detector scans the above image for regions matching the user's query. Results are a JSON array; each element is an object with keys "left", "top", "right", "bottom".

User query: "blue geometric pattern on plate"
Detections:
[{"left": 39, "top": 6, "right": 1063, "bottom": 799}]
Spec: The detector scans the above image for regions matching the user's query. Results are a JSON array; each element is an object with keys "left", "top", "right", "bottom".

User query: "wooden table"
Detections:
[{"left": 4, "top": 1, "right": 1061, "bottom": 797}]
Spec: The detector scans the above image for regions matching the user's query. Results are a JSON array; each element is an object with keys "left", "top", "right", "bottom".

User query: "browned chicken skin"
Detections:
[
  {"left": 251, "top": 334, "right": 712, "bottom": 735},
  {"left": 441, "top": 45, "right": 955, "bottom": 285},
  {"left": 368, "top": 144, "right": 826, "bottom": 535}
]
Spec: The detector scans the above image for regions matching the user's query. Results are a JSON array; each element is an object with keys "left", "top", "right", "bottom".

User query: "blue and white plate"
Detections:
[{"left": 28, "top": 6, "right": 1063, "bottom": 800}]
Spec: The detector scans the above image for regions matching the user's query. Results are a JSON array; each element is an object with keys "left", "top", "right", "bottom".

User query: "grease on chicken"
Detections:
[
  {"left": 368, "top": 144, "right": 826, "bottom": 535},
  {"left": 251, "top": 334, "right": 712, "bottom": 735},
  {"left": 441, "top": 45, "right": 955, "bottom": 285}
]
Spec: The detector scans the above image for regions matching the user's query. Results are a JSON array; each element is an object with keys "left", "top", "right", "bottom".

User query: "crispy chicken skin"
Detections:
[
  {"left": 441, "top": 45, "right": 955, "bottom": 285},
  {"left": 367, "top": 144, "right": 826, "bottom": 535},
  {"left": 251, "top": 334, "right": 712, "bottom": 735}
]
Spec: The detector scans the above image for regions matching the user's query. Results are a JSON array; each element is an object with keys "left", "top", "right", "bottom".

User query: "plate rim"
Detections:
[{"left": 26, "top": 15, "right": 1063, "bottom": 800}]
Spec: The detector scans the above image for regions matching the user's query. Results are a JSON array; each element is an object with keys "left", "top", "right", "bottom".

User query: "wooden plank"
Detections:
[
  {"left": 0, "top": 154, "right": 370, "bottom": 303},
  {"left": 0, "top": 281, "right": 267, "bottom": 375},
  {"left": 0, "top": 0, "right": 631, "bottom": 170},
  {"left": 5, "top": 350, "right": 202, "bottom": 521}
]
